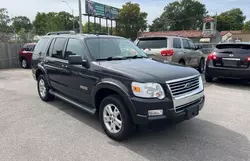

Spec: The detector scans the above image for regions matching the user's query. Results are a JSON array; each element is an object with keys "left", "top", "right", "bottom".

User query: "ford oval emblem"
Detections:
[
  {"left": 184, "top": 83, "right": 191, "bottom": 88},
  {"left": 229, "top": 54, "right": 234, "bottom": 57}
]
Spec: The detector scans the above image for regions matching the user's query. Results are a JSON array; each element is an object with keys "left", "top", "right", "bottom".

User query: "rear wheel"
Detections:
[
  {"left": 205, "top": 74, "right": 213, "bottom": 82},
  {"left": 21, "top": 58, "right": 28, "bottom": 69},
  {"left": 99, "top": 95, "right": 134, "bottom": 141},
  {"left": 179, "top": 60, "right": 185, "bottom": 66},
  {"left": 37, "top": 75, "right": 54, "bottom": 101},
  {"left": 198, "top": 58, "right": 205, "bottom": 73}
]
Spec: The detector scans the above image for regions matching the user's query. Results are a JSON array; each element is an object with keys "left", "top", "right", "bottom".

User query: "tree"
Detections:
[
  {"left": 12, "top": 16, "right": 32, "bottom": 33},
  {"left": 116, "top": 2, "right": 147, "bottom": 40},
  {"left": 0, "top": 8, "right": 10, "bottom": 33},
  {"left": 242, "top": 20, "right": 250, "bottom": 32},
  {"left": 216, "top": 8, "right": 246, "bottom": 31},
  {"left": 33, "top": 11, "right": 79, "bottom": 35},
  {"left": 149, "top": 0, "right": 207, "bottom": 31},
  {"left": 82, "top": 22, "right": 112, "bottom": 34}
]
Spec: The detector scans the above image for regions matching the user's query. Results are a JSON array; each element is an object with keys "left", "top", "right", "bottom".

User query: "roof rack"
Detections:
[
  {"left": 88, "top": 32, "right": 109, "bottom": 35},
  {"left": 46, "top": 31, "right": 76, "bottom": 35}
]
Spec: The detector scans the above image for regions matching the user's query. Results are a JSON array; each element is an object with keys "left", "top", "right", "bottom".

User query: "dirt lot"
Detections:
[{"left": 0, "top": 69, "right": 249, "bottom": 161}]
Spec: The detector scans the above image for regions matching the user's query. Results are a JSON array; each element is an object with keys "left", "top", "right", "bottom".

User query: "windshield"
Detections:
[{"left": 85, "top": 37, "right": 147, "bottom": 60}]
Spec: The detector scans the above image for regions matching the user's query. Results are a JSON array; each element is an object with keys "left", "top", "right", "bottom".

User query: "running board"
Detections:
[{"left": 49, "top": 90, "right": 96, "bottom": 115}]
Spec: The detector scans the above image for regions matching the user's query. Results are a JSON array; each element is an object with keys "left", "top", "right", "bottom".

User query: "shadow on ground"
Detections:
[{"left": 48, "top": 97, "right": 250, "bottom": 161}]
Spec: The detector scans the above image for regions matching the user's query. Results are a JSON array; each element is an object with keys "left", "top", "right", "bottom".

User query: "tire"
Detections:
[
  {"left": 179, "top": 60, "right": 185, "bottom": 66},
  {"left": 37, "top": 75, "right": 54, "bottom": 101},
  {"left": 198, "top": 58, "right": 205, "bottom": 73},
  {"left": 21, "top": 58, "right": 28, "bottom": 69},
  {"left": 205, "top": 74, "right": 213, "bottom": 82},
  {"left": 99, "top": 95, "right": 134, "bottom": 141}
]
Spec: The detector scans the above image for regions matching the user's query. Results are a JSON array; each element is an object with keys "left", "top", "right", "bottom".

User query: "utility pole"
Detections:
[{"left": 78, "top": 0, "right": 82, "bottom": 33}]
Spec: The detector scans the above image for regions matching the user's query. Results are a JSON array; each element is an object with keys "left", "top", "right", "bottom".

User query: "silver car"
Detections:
[{"left": 135, "top": 36, "right": 205, "bottom": 72}]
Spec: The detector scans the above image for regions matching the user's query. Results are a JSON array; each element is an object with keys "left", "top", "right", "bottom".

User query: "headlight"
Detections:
[{"left": 131, "top": 82, "right": 165, "bottom": 99}]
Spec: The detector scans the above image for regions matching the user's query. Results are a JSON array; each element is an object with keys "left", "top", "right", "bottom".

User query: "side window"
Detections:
[
  {"left": 34, "top": 37, "right": 49, "bottom": 56},
  {"left": 47, "top": 39, "right": 56, "bottom": 56},
  {"left": 188, "top": 40, "right": 195, "bottom": 50},
  {"left": 51, "top": 38, "right": 66, "bottom": 59},
  {"left": 64, "top": 39, "right": 86, "bottom": 60},
  {"left": 173, "top": 38, "right": 181, "bottom": 49},
  {"left": 182, "top": 39, "right": 190, "bottom": 49}
]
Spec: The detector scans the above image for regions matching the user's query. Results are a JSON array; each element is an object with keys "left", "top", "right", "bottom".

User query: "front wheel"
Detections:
[{"left": 99, "top": 95, "right": 134, "bottom": 141}]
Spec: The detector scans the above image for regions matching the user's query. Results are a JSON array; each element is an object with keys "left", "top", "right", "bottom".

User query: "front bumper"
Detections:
[{"left": 130, "top": 90, "right": 205, "bottom": 125}]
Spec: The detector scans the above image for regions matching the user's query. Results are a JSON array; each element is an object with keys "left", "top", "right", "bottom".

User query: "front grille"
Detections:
[{"left": 167, "top": 76, "right": 200, "bottom": 97}]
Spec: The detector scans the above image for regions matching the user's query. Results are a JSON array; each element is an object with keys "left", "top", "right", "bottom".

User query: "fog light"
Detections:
[{"left": 148, "top": 109, "right": 163, "bottom": 116}]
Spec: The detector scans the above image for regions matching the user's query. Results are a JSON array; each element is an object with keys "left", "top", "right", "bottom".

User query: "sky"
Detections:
[{"left": 0, "top": 0, "right": 249, "bottom": 25}]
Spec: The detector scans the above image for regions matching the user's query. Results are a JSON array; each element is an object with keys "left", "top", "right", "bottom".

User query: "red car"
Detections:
[{"left": 19, "top": 43, "right": 36, "bottom": 68}]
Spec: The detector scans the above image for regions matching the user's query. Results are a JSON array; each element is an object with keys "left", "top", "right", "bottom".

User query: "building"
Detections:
[{"left": 139, "top": 16, "right": 250, "bottom": 44}]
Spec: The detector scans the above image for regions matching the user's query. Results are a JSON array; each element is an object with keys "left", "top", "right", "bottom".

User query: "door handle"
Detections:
[{"left": 61, "top": 64, "right": 68, "bottom": 68}]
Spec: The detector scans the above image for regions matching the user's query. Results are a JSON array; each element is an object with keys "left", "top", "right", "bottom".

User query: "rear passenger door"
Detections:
[
  {"left": 187, "top": 40, "right": 201, "bottom": 67},
  {"left": 44, "top": 37, "right": 70, "bottom": 94},
  {"left": 182, "top": 39, "right": 194, "bottom": 66}
]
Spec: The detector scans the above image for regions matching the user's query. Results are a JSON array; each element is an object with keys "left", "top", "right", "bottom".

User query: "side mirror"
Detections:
[
  {"left": 68, "top": 55, "right": 88, "bottom": 67},
  {"left": 194, "top": 46, "right": 199, "bottom": 50}
]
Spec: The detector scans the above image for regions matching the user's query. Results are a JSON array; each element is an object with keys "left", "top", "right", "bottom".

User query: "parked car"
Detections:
[
  {"left": 135, "top": 36, "right": 205, "bottom": 73},
  {"left": 19, "top": 43, "right": 36, "bottom": 68},
  {"left": 205, "top": 42, "right": 250, "bottom": 82},
  {"left": 31, "top": 31, "right": 205, "bottom": 141}
]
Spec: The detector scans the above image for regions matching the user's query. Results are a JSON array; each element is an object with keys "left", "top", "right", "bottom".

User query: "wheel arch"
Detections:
[{"left": 92, "top": 79, "right": 136, "bottom": 121}]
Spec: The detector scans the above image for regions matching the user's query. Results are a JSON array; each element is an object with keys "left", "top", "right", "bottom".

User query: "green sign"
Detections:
[{"left": 85, "top": 0, "right": 119, "bottom": 19}]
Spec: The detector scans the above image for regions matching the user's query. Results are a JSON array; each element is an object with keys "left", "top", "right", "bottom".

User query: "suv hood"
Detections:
[{"left": 98, "top": 58, "right": 200, "bottom": 83}]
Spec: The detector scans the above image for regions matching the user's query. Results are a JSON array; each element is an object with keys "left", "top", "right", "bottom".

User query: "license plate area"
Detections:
[
  {"left": 222, "top": 58, "right": 240, "bottom": 67},
  {"left": 185, "top": 106, "right": 199, "bottom": 119}
]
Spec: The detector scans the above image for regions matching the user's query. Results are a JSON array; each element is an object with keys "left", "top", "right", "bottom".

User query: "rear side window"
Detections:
[
  {"left": 33, "top": 38, "right": 49, "bottom": 55},
  {"left": 173, "top": 38, "right": 181, "bottom": 49},
  {"left": 182, "top": 39, "right": 190, "bottom": 49},
  {"left": 137, "top": 37, "right": 167, "bottom": 49},
  {"left": 51, "top": 38, "right": 66, "bottom": 59}
]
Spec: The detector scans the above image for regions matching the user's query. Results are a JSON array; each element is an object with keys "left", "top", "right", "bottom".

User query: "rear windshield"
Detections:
[
  {"left": 216, "top": 44, "right": 250, "bottom": 50},
  {"left": 137, "top": 37, "right": 167, "bottom": 49}
]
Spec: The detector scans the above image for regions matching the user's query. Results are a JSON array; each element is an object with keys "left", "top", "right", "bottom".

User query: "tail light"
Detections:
[
  {"left": 161, "top": 49, "right": 174, "bottom": 56},
  {"left": 246, "top": 56, "right": 250, "bottom": 62},
  {"left": 207, "top": 52, "right": 217, "bottom": 60}
]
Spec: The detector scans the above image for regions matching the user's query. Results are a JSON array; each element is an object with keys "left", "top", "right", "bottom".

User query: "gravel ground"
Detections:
[{"left": 0, "top": 69, "right": 249, "bottom": 161}]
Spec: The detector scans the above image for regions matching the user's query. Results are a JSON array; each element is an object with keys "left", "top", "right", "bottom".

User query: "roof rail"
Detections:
[{"left": 46, "top": 31, "right": 76, "bottom": 35}]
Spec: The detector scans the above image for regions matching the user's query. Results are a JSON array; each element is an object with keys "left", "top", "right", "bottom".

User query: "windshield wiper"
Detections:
[
  {"left": 125, "top": 55, "right": 148, "bottom": 59},
  {"left": 96, "top": 56, "right": 125, "bottom": 61}
]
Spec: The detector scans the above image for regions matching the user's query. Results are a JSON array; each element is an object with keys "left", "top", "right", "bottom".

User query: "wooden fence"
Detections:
[{"left": 0, "top": 43, "right": 23, "bottom": 69}]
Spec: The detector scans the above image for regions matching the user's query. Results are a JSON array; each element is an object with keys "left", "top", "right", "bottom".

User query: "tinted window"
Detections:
[
  {"left": 47, "top": 39, "right": 56, "bottom": 56},
  {"left": 137, "top": 38, "right": 167, "bottom": 49},
  {"left": 33, "top": 38, "right": 49, "bottom": 55},
  {"left": 188, "top": 40, "right": 195, "bottom": 49},
  {"left": 173, "top": 38, "right": 181, "bottom": 49},
  {"left": 51, "top": 38, "right": 66, "bottom": 59},
  {"left": 85, "top": 38, "right": 147, "bottom": 60},
  {"left": 64, "top": 39, "right": 86, "bottom": 60},
  {"left": 182, "top": 39, "right": 190, "bottom": 49}
]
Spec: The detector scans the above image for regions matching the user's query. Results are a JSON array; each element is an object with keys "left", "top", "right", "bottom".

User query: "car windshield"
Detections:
[
  {"left": 137, "top": 37, "right": 168, "bottom": 49},
  {"left": 85, "top": 37, "right": 148, "bottom": 60}
]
